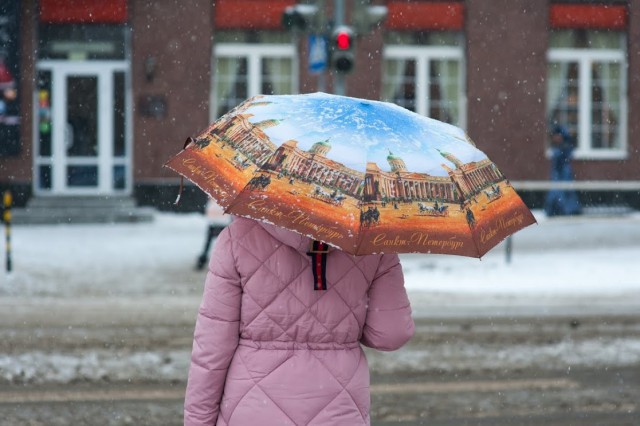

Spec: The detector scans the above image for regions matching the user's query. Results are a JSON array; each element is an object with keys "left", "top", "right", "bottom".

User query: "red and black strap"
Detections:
[{"left": 307, "top": 241, "right": 329, "bottom": 291}]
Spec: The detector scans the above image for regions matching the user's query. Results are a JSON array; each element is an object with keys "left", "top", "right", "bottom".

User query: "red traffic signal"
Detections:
[
  {"left": 336, "top": 31, "right": 351, "bottom": 50},
  {"left": 330, "top": 26, "right": 355, "bottom": 74}
]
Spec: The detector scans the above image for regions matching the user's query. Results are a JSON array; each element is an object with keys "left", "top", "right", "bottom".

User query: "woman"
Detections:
[{"left": 184, "top": 217, "right": 415, "bottom": 425}]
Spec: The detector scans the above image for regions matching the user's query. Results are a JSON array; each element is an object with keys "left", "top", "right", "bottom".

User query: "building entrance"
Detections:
[{"left": 34, "top": 61, "right": 130, "bottom": 195}]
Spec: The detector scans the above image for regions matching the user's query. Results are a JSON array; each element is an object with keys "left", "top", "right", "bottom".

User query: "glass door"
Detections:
[{"left": 34, "top": 61, "right": 130, "bottom": 195}]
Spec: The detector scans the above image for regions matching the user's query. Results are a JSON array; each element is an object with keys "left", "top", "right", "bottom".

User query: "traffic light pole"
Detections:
[
  {"left": 333, "top": 0, "right": 346, "bottom": 96},
  {"left": 3, "top": 191, "right": 12, "bottom": 273},
  {"left": 285, "top": 1, "right": 384, "bottom": 96}
]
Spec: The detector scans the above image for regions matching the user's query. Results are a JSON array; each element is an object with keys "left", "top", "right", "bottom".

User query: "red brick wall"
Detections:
[
  {"left": 2, "top": 0, "right": 36, "bottom": 185},
  {"left": 626, "top": 0, "right": 640, "bottom": 181},
  {"left": 130, "top": 0, "right": 214, "bottom": 181},
  {"left": 6, "top": 0, "right": 639, "bottom": 193},
  {"left": 346, "top": 24, "right": 384, "bottom": 100},
  {"left": 466, "top": 0, "right": 638, "bottom": 182},
  {"left": 466, "top": 0, "right": 549, "bottom": 181},
  {"left": 549, "top": 1, "right": 639, "bottom": 181}
]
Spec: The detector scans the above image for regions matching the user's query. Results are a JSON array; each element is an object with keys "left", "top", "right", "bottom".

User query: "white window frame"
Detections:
[
  {"left": 211, "top": 43, "right": 297, "bottom": 122},
  {"left": 547, "top": 48, "right": 628, "bottom": 160},
  {"left": 383, "top": 45, "right": 467, "bottom": 130}
]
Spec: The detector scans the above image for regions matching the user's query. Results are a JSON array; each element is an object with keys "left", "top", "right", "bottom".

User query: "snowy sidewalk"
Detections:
[{"left": 1, "top": 210, "right": 640, "bottom": 319}]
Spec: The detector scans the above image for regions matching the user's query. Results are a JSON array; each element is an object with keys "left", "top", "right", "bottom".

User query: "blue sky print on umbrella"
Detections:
[{"left": 245, "top": 92, "right": 488, "bottom": 177}]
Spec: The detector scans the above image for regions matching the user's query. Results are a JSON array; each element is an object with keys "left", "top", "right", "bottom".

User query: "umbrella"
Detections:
[{"left": 165, "top": 92, "right": 536, "bottom": 257}]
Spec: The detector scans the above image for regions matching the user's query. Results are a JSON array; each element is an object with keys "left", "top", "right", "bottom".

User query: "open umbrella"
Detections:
[{"left": 165, "top": 92, "right": 536, "bottom": 257}]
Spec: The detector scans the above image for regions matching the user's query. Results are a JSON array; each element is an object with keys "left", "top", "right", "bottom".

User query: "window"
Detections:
[
  {"left": 212, "top": 33, "right": 297, "bottom": 120},
  {"left": 383, "top": 32, "right": 466, "bottom": 129},
  {"left": 547, "top": 30, "right": 627, "bottom": 159}
]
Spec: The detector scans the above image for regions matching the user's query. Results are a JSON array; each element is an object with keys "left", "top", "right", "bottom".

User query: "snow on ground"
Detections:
[
  {"left": 3, "top": 337, "right": 640, "bottom": 384},
  {"left": 0, "top": 350, "right": 188, "bottom": 384},
  {"left": 1, "top": 212, "right": 208, "bottom": 297},
  {"left": 401, "top": 245, "right": 640, "bottom": 295},
  {"left": 365, "top": 337, "right": 640, "bottom": 374},
  {"left": 2, "top": 209, "right": 640, "bottom": 298},
  {"left": 401, "top": 210, "right": 640, "bottom": 296},
  {"left": 1, "top": 210, "right": 640, "bottom": 384}
]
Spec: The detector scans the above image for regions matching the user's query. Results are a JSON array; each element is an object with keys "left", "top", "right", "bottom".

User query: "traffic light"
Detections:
[
  {"left": 282, "top": 5, "right": 318, "bottom": 31},
  {"left": 330, "top": 26, "right": 355, "bottom": 74}
]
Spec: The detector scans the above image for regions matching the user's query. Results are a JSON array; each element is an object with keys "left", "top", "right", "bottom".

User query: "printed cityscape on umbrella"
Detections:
[{"left": 167, "top": 93, "right": 535, "bottom": 256}]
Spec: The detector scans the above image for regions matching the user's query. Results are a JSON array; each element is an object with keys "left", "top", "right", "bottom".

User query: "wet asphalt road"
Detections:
[
  {"left": 1, "top": 313, "right": 638, "bottom": 426},
  {"left": 0, "top": 366, "right": 638, "bottom": 426}
]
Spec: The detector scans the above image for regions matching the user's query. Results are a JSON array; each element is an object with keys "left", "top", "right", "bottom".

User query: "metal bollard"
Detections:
[{"left": 3, "top": 190, "right": 11, "bottom": 272}]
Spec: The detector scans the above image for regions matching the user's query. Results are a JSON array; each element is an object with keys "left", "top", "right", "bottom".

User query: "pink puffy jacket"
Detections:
[{"left": 184, "top": 217, "right": 415, "bottom": 425}]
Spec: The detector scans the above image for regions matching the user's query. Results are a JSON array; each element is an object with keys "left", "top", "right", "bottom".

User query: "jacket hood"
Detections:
[{"left": 255, "top": 219, "right": 313, "bottom": 254}]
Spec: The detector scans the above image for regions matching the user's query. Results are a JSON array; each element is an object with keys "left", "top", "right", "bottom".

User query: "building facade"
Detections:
[{"left": 1, "top": 0, "right": 639, "bottom": 211}]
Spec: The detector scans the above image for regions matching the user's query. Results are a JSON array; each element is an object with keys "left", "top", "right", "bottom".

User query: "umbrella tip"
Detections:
[{"left": 173, "top": 176, "right": 184, "bottom": 206}]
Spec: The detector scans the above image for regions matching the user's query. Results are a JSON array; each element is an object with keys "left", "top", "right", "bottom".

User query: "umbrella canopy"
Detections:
[{"left": 165, "top": 92, "right": 536, "bottom": 257}]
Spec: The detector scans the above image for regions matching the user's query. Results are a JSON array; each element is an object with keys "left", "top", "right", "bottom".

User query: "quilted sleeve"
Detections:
[
  {"left": 184, "top": 226, "right": 242, "bottom": 426},
  {"left": 360, "top": 254, "right": 415, "bottom": 351}
]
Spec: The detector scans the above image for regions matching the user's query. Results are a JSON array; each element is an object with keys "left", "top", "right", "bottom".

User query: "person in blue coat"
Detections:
[{"left": 544, "top": 125, "right": 582, "bottom": 216}]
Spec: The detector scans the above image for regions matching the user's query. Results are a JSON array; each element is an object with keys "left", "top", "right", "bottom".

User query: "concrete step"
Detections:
[
  {"left": 27, "top": 195, "right": 138, "bottom": 209},
  {"left": 8, "top": 196, "right": 155, "bottom": 225},
  {"left": 581, "top": 204, "right": 635, "bottom": 216}
]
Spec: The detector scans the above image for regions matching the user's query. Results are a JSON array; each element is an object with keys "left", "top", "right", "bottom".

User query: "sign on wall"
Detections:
[{"left": 0, "top": 1, "right": 20, "bottom": 156}]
